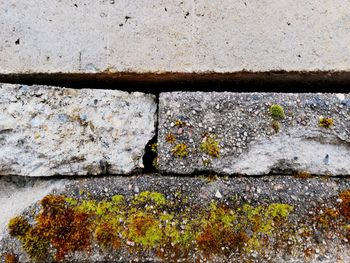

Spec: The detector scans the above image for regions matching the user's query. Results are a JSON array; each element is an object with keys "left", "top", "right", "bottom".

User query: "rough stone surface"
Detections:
[
  {"left": 1, "top": 1, "right": 350, "bottom": 74},
  {"left": 1, "top": 175, "right": 350, "bottom": 262},
  {"left": 158, "top": 92, "right": 350, "bottom": 175},
  {"left": 0, "top": 83, "right": 157, "bottom": 176}
]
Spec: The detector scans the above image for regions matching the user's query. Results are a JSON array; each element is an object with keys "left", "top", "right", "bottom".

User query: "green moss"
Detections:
[
  {"left": 21, "top": 227, "right": 49, "bottom": 261},
  {"left": 8, "top": 216, "right": 31, "bottom": 238},
  {"left": 200, "top": 136, "right": 220, "bottom": 158},
  {"left": 7, "top": 216, "right": 48, "bottom": 261},
  {"left": 65, "top": 197, "right": 78, "bottom": 206},
  {"left": 240, "top": 203, "right": 293, "bottom": 235},
  {"left": 95, "top": 222, "right": 121, "bottom": 249},
  {"left": 126, "top": 211, "right": 163, "bottom": 247},
  {"left": 150, "top": 143, "right": 158, "bottom": 154},
  {"left": 132, "top": 191, "right": 166, "bottom": 208},
  {"left": 196, "top": 202, "right": 246, "bottom": 255},
  {"left": 271, "top": 120, "right": 281, "bottom": 133},
  {"left": 111, "top": 195, "right": 125, "bottom": 205},
  {"left": 76, "top": 199, "right": 98, "bottom": 214},
  {"left": 319, "top": 117, "right": 333, "bottom": 128},
  {"left": 265, "top": 203, "right": 293, "bottom": 219},
  {"left": 171, "top": 143, "right": 188, "bottom": 158},
  {"left": 152, "top": 158, "right": 159, "bottom": 169},
  {"left": 269, "top": 104, "right": 285, "bottom": 120},
  {"left": 8, "top": 191, "right": 298, "bottom": 261}
]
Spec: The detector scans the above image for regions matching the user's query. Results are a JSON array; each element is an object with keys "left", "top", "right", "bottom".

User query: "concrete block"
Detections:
[
  {"left": 158, "top": 92, "right": 350, "bottom": 175},
  {"left": 0, "top": 84, "right": 157, "bottom": 176},
  {"left": 0, "top": 0, "right": 350, "bottom": 74}
]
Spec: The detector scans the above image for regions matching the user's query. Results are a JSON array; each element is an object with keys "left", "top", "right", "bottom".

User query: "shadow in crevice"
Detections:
[{"left": 0, "top": 71, "right": 350, "bottom": 94}]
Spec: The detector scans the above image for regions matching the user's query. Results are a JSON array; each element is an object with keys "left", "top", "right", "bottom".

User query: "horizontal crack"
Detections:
[{"left": 0, "top": 71, "right": 350, "bottom": 93}]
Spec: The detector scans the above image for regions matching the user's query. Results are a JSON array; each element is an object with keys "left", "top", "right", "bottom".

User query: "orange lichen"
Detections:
[
  {"left": 165, "top": 133, "right": 176, "bottom": 144},
  {"left": 339, "top": 190, "right": 350, "bottom": 220},
  {"left": 36, "top": 195, "right": 92, "bottom": 261},
  {"left": 4, "top": 253, "right": 18, "bottom": 263},
  {"left": 95, "top": 222, "right": 121, "bottom": 249},
  {"left": 196, "top": 223, "right": 247, "bottom": 256},
  {"left": 294, "top": 171, "right": 312, "bottom": 179}
]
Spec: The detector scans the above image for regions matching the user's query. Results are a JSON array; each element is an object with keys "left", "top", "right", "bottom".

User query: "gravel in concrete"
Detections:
[
  {"left": 0, "top": 83, "right": 157, "bottom": 176},
  {"left": 1, "top": 175, "right": 350, "bottom": 262},
  {"left": 158, "top": 92, "right": 350, "bottom": 175}
]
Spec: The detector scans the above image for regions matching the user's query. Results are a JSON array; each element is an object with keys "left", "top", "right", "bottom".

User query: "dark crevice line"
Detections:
[
  {"left": 2, "top": 172, "right": 350, "bottom": 182},
  {"left": 142, "top": 94, "right": 159, "bottom": 173},
  {"left": 0, "top": 71, "right": 350, "bottom": 93}
]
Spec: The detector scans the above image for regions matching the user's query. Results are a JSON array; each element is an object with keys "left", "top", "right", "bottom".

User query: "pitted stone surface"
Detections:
[
  {"left": 0, "top": 0, "right": 350, "bottom": 73},
  {"left": 0, "top": 84, "right": 157, "bottom": 176},
  {"left": 158, "top": 92, "right": 350, "bottom": 175}
]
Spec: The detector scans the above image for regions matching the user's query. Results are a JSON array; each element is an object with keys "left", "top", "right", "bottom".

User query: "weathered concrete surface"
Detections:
[
  {"left": 0, "top": 83, "right": 157, "bottom": 176},
  {"left": 1, "top": 175, "right": 350, "bottom": 262},
  {"left": 158, "top": 92, "right": 350, "bottom": 175},
  {"left": 1, "top": 1, "right": 350, "bottom": 74}
]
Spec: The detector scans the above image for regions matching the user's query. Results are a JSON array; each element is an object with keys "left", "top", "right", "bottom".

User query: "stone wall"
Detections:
[{"left": 1, "top": 1, "right": 350, "bottom": 262}]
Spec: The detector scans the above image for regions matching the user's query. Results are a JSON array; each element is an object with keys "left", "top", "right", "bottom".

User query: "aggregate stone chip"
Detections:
[
  {"left": 158, "top": 92, "right": 350, "bottom": 176},
  {"left": 0, "top": 83, "right": 157, "bottom": 176}
]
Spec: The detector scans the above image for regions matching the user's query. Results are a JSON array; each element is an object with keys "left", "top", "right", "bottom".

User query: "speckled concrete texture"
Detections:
[
  {"left": 0, "top": 0, "right": 350, "bottom": 74},
  {"left": 1, "top": 175, "right": 350, "bottom": 262},
  {"left": 158, "top": 92, "right": 350, "bottom": 175},
  {"left": 0, "top": 83, "right": 157, "bottom": 176}
]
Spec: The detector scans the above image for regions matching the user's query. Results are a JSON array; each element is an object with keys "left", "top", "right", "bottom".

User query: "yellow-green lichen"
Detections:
[
  {"left": 175, "top": 119, "right": 185, "bottom": 127},
  {"left": 200, "top": 136, "right": 220, "bottom": 158},
  {"left": 171, "top": 143, "right": 188, "bottom": 158},
  {"left": 319, "top": 117, "right": 333, "bottom": 128}
]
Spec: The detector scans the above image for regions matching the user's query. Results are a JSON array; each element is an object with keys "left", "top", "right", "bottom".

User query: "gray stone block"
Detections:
[
  {"left": 0, "top": 84, "right": 157, "bottom": 176},
  {"left": 158, "top": 92, "right": 350, "bottom": 175}
]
